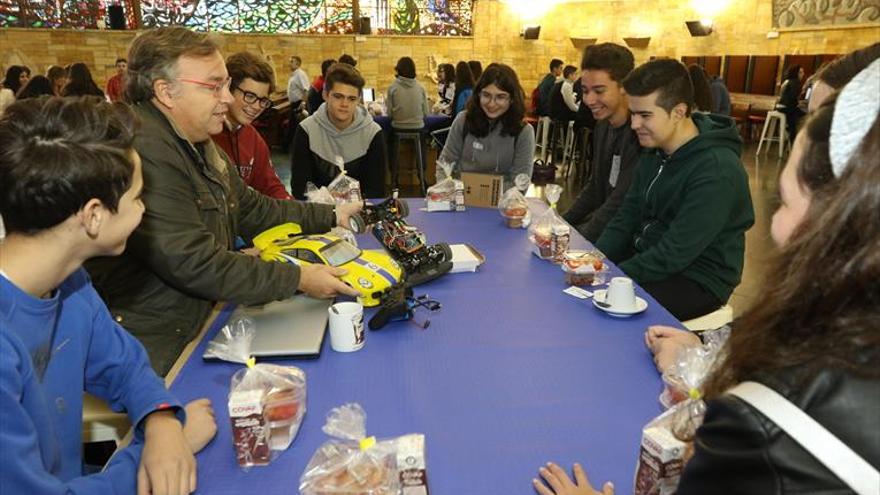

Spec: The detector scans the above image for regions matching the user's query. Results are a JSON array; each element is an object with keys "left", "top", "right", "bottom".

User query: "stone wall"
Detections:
[{"left": 1, "top": 0, "right": 877, "bottom": 96}]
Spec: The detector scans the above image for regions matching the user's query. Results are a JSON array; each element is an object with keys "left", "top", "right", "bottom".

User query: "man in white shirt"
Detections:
[
  {"left": 287, "top": 55, "right": 310, "bottom": 110},
  {"left": 286, "top": 55, "right": 310, "bottom": 150},
  {"left": 561, "top": 65, "right": 580, "bottom": 113}
]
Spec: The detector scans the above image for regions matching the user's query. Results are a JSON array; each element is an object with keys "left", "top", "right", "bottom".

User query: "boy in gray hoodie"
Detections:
[{"left": 290, "top": 63, "right": 387, "bottom": 199}]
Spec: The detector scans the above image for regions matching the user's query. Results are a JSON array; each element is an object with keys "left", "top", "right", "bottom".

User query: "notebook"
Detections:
[
  {"left": 362, "top": 87, "right": 375, "bottom": 103},
  {"left": 202, "top": 296, "right": 332, "bottom": 361}
]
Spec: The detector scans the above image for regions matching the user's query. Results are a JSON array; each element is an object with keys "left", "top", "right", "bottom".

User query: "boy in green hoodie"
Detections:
[{"left": 595, "top": 59, "right": 754, "bottom": 321}]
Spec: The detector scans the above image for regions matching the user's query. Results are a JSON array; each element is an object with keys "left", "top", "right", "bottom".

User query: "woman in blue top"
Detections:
[{"left": 452, "top": 60, "right": 474, "bottom": 116}]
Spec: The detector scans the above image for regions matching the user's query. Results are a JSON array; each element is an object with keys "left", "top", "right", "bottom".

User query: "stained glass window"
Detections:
[
  {"left": 361, "top": 0, "right": 473, "bottom": 35},
  {"left": 0, "top": 0, "right": 138, "bottom": 29},
  {"left": 2, "top": 0, "right": 472, "bottom": 35}
]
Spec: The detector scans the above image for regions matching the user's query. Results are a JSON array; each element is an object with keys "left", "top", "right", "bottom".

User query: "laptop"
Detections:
[
  {"left": 362, "top": 87, "right": 375, "bottom": 103},
  {"left": 203, "top": 296, "right": 332, "bottom": 361}
]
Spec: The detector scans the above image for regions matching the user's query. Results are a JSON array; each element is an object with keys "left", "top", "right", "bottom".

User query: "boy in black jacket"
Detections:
[{"left": 596, "top": 59, "right": 754, "bottom": 320}]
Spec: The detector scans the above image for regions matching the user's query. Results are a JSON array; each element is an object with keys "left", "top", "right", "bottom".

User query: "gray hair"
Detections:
[{"left": 125, "top": 27, "right": 221, "bottom": 103}]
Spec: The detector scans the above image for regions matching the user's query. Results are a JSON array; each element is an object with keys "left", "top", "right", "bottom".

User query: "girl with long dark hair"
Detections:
[
  {"left": 62, "top": 62, "right": 105, "bottom": 98},
  {"left": 451, "top": 61, "right": 474, "bottom": 116},
  {"left": 687, "top": 64, "right": 714, "bottom": 113},
  {"left": 438, "top": 64, "right": 535, "bottom": 189},
  {"left": 434, "top": 63, "right": 456, "bottom": 116}
]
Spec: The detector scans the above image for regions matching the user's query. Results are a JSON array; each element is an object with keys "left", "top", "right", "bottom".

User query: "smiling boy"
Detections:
[
  {"left": 211, "top": 52, "right": 291, "bottom": 200},
  {"left": 289, "top": 63, "right": 387, "bottom": 199},
  {"left": 595, "top": 59, "right": 754, "bottom": 321}
]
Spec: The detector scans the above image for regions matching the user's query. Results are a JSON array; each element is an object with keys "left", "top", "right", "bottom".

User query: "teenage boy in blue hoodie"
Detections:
[
  {"left": 596, "top": 59, "right": 754, "bottom": 321},
  {"left": 290, "top": 63, "right": 388, "bottom": 199},
  {"left": 0, "top": 96, "right": 216, "bottom": 494}
]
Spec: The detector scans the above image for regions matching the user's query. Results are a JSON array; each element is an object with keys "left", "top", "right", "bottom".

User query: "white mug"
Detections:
[
  {"left": 328, "top": 302, "right": 365, "bottom": 352},
  {"left": 605, "top": 277, "right": 637, "bottom": 312}
]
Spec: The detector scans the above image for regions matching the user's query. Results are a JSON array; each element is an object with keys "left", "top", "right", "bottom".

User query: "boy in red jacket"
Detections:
[{"left": 212, "top": 52, "right": 292, "bottom": 200}]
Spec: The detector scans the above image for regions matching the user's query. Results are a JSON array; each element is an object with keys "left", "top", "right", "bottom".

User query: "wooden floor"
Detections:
[{"left": 272, "top": 140, "right": 783, "bottom": 319}]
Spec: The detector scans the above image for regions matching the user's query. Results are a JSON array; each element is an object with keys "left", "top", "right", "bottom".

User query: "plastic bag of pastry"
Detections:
[
  {"left": 659, "top": 326, "right": 730, "bottom": 409},
  {"left": 228, "top": 360, "right": 307, "bottom": 468},
  {"left": 205, "top": 315, "right": 255, "bottom": 364},
  {"left": 304, "top": 182, "right": 359, "bottom": 247},
  {"left": 498, "top": 174, "right": 532, "bottom": 228},
  {"left": 328, "top": 170, "right": 362, "bottom": 203},
  {"left": 426, "top": 158, "right": 465, "bottom": 212},
  {"left": 300, "top": 403, "right": 428, "bottom": 495},
  {"left": 633, "top": 396, "right": 704, "bottom": 495},
  {"left": 528, "top": 184, "right": 569, "bottom": 262}
]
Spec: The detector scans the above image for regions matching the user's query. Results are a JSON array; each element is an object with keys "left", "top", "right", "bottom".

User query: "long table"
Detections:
[{"left": 169, "top": 200, "right": 680, "bottom": 494}]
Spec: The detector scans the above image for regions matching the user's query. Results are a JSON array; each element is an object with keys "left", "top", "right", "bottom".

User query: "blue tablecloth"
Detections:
[{"left": 169, "top": 200, "right": 680, "bottom": 494}]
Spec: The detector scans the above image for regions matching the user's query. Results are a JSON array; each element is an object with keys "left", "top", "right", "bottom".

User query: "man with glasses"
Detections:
[
  {"left": 211, "top": 51, "right": 291, "bottom": 199},
  {"left": 86, "top": 27, "right": 361, "bottom": 376},
  {"left": 290, "top": 63, "right": 387, "bottom": 199}
]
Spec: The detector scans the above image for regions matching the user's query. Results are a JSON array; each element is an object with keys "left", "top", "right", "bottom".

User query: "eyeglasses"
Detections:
[
  {"left": 232, "top": 86, "right": 273, "bottom": 109},
  {"left": 479, "top": 91, "right": 511, "bottom": 104},
  {"left": 177, "top": 77, "right": 232, "bottom": 97},
  {"left": 329, "top": 92, "right": 360, "bottom": 104}
]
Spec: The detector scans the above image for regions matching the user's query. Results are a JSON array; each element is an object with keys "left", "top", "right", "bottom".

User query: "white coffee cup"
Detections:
[
  {"left": 605, "top": 277, "right": 637, "bottom": 312},
  {"left": 328, "top": 302, "right": 365, "bottom": 352}
]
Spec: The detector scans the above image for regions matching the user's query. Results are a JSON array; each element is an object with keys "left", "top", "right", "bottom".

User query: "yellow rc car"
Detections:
[{"left": 253, "top": 223, "right": 403, "bottom": 307}]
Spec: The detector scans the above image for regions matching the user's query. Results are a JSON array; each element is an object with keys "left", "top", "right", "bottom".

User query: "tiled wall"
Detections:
[{"left": 1, "top": 0, "right": 877, "bottom": 97}]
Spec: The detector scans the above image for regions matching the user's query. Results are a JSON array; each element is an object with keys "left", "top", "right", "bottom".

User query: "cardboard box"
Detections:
[{"left": 461, "top": 172, "right": 504, "bottom": 208}]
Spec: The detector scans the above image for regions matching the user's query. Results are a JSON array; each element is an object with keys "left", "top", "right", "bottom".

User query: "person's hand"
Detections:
[
  {"left": 239, "top": 246, "right": 261, "bottom": 257},
  {"left": 533, "top": 462, "right": 614, "bottom": 495},
  {"left": 183, "top": 398, "right": 217, "bottom": 454},
  {"left": 298, "top": 263, "right": 361, "bottom": 298},
  {"left": 645, "top": 325, "right": 702, "bottom": 373},
  {"left": 334, "top": 201, "right": 363, "bottom": 231},
  {"left": 139, "top": 410, "right": 196, "bottom": 495}
]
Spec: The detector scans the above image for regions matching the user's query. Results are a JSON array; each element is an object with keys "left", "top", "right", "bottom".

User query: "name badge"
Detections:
[
  {"left": 609, "top": 155, "right": 621, "bottom": 188},
  {"left": 472, "top": 141, "right": 484, "bottom": 151}
]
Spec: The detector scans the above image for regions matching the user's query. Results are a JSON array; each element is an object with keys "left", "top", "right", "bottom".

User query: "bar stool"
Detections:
[
  {"left": 390, "top": 129, "right": 428, "bottom": 196},
  {"left": 756, "top": 110, "right": 790, "bottom": 158},
  {"left": 535, "top": 116, "right": 552, "bottom": 162},
  {"left": 683, "top": 304, "right": 734, "bottom": 332}
]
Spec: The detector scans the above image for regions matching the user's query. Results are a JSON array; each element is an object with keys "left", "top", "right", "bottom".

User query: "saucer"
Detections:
[{"left": 592, "top": 290, "right": 648, "bottom": 317}]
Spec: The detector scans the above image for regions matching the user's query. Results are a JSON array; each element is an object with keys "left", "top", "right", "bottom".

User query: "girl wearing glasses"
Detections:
[
  {"left": 211, "top": 52, "right": 292, "bottom": 200},
  {"left": 437, "top": 64, "right": 535, "bottom": 190}
]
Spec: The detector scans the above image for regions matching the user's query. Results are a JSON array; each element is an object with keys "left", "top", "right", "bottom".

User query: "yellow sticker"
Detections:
[
  {"left": 246, "top": 357, "right": 256, "bottom": 369},
  {"left": 359, "top": 436, "right": 376, "bottom": 451},
  {"left": 688, "top": 388, "right": 701, "bottom": 400}
]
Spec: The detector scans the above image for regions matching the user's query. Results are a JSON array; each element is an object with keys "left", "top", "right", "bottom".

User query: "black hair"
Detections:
[
  {"left": 549, "top": 58, "right": 564, "bottom": 72},
  {"left": 16, "top": 75, "right": 54, "bottom": 99},
  {"left": 623, "top": 58, "right": 695, "bottom": 116},
  {"left": 452, "top": 61, "right": 475, "bottom": 116},
  {"left": 563, "top": 65, "right": 578, "bottom": 78},
  {"left": 465, "top": 64, "right": 526, "bottom": 138},
  {"left": 339, "top": 54, "right": 357, "bottom": 67},
  {"left": 580, "top": 43, "right": 634, "bottom": 83},
  {"left": 0, "top": 96, "right": 138, "bottom": 234},
  {"left": 115, "top": 58, "right": 127, "bottom": 65},
  {"left": 468, "top": 60, "right": 483, "bottom": 83},
  {"left": 395, "top": 57, "right": 417, "bottom": 79},
  {"left": 3, "top": 65, "right": 31, "bottom": 94},
  {"left": 786, "top": 64, "right": 802, "bottom": 80},
  {"left": 687, "top": 64, "right": 714, "bottom": 112},
  {"left": 62, "top": 63, "right": 105, "bottom": 98},
  {"left": 324, "top": 63, "right": 365, "bottom": 92},
  {"left": 438, "top": 63, "right": 455, "bottom": 82},
  {"left": 321, "top": 59, "right": 337, "bottom": 78}
]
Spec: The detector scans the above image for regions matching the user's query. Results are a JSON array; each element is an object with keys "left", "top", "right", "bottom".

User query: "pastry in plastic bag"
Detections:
[
  {"left": 228, "top": 361, "right": 307, "bottom": 468},
  {"left": 300, "top": 403, "right": 428, "bottom": 495},
  {"left": 528, "top": 184, "right": 569, "bottom": 262},
  {"left": 426, "top": 158, "right": 465, "bottom": 212},
  {"left": 328, "top": 172, "right": 362, "bottom": 203},
  {"left": 660, "top": 326, "right": 730, "bottom": 409},
  {"left": 498, "top": 174, "right": 532, "bottom": 228}
]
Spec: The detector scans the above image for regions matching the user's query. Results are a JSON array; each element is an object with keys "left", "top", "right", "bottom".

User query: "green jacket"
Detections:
[
  {"left": 86, "top": 102, "right": 335, "bottom": 375},
  {"left": 595, "top": 112, "right": 754, "bottom": 304}
]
